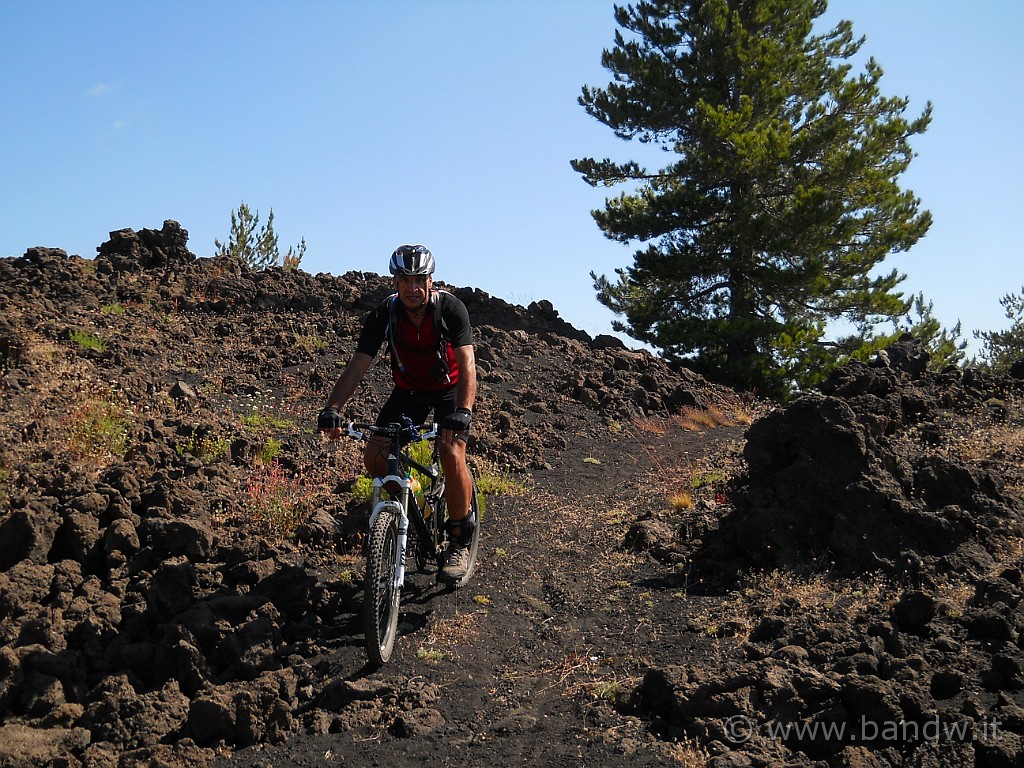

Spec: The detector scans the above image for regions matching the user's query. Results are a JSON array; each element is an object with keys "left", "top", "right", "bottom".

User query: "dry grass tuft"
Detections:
[
  {"left": 669, "top": 489, "right": 694, "bottom": 510},
  {"left": 935, "top": 580, "right": 972, "bottom": 618},
  {"left": 631, "top": 416, "right": 668, "bottom": 435},
  {"left": 682, "top": 570, "right": 902, "bottom": 646},
  {"left": 532, "top": 649, "right": 641, "bottom": 702},
  {"left": 743, "top": 569, "right": 844, "bottom": 609},
  {"left": 423, "top": 608, "right": 483, "bottom": 655},
  {"left": 664, "top": 738, "right": 713, "bottom": 766},
  {"left": 672, "top": 406, "right": 732, "bottom": 431},
  {"left": 910, "top": 395, "right": 1024, "bottom": 498}
]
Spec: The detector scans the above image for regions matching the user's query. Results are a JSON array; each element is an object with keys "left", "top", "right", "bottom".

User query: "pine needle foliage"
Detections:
[{"left": 573, "top": 0, "right": 932, "bottom": 398}]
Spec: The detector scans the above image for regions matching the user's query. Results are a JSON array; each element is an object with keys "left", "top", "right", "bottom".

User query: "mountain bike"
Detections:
[{"left": 345, "top": 419, "right": 482, "bottom": 665}]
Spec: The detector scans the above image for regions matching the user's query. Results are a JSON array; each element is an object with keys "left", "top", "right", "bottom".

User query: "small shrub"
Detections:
[
  {"left": 245, "top": 461, "right": 321, "bottom": 537},
  {"left": 66, "top": 398, "right": 130, "bottom": 459},
  {"left": 100, "top": 303, "right": 126, "bottom": 316},
  {"left": 351, "top": 476, "right": 375, "bottom": 504}
]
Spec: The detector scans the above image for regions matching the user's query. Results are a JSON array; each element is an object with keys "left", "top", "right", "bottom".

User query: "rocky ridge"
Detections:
[{"left": 1, "top": 221, "right": 1023, "bottom": 767}]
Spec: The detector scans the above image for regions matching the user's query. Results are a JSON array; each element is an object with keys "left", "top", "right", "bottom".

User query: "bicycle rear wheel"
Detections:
[
  {"left": 435, "top": 475, "right": 482, "bottom": 588},
  {"left": 364, "top": 508, "right": 401, "bottom": 665}
]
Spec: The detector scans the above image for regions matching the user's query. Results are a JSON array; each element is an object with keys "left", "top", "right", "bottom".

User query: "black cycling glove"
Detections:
[
  {"left": 443, "top": 407, "right": 473, "bottom": 433},
  {"left": 317, "top": 407, "right": 344, "bottom": 431}
]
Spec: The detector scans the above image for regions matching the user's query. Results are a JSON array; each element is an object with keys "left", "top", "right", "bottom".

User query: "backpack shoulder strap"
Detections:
[
  {"left": 386, "top": 291, "right": 452, "bottom": 380},
  {"left": 385, "top": 293, "right": 405, "bottom": 372},
  {"left": 432, "top": 289, "right": 451, "bottom": 342}
]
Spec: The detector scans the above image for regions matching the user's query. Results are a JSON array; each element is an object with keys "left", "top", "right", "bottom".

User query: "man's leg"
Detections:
[
  {"left": 363, "top": 436, "right": 390, "bottom": 478},
  {"left": 439, "top": 437, "right": 472, "bottom": 527},
  {"left": 438, "top": 436, "right": 475, "bottom": 583},
  {"left": 365, "top": 387, "right": 427, "bottom": 494}
]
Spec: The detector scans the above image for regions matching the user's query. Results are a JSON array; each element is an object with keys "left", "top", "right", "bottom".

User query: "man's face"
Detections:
[{"left": 396, "top": 274, "right": 431, "bottom": 311}]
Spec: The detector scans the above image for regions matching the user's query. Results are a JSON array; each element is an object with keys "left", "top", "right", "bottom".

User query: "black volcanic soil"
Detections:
[{"left": 2, "top": 221, "right": 1024, "bottom": 767}]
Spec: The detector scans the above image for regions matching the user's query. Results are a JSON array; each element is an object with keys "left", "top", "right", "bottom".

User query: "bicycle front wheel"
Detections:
[{"left": 364, "top": 508, "right": 401, "bottom": 665}]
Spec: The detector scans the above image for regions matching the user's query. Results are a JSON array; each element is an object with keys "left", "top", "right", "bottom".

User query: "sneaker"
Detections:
[{"left": 438, "top": 540, "right": 471, "bottom": 584}]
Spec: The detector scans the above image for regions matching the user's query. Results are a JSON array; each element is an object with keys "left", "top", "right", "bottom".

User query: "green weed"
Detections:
[
  {"left": 292, "top": 331, "right": 328, "bottom": 353},
  {"left": 475, "top": 469, "right": 526, "bottom": 496},
  {"left": 591, "top": 680, "right": 624, "bottom": 702},
  {"left": 416, "top": 647, "right": 444, "bottom": 662},
  {"left": 68, "top": 329, "right": 106, "bottom": 352},
  {"left": 256, "top": 437, "right": 282, "bottom": 464},
  {"left": 241, "top": 410, "right": 294, "bottom": 431},
  {"left": 178, "top": 432, "right": 232, "bottom": 463},
  {"left": 690, "top": 470, "right": 726, "bottom": 490},
  {"left": 351, "top": 476, "right": 375, "bottom": 504},
  {"left": 100, "top": 303, "right": 127, "bottom": 315}
]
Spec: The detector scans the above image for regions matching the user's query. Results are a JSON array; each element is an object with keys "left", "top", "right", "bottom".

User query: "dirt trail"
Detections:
[{"left": 216, "top": 424, "right": 745, "bottom": 768}]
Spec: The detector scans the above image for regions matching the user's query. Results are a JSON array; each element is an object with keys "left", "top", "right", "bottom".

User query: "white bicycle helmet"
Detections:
[{"left": 389, "top": 244, "right": 435, "bottom": 276}]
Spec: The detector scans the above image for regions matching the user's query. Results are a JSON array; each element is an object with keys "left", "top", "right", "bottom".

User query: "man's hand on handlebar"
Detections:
[{"left": 317, "top": 407, "right": 345, "bottom": 439}]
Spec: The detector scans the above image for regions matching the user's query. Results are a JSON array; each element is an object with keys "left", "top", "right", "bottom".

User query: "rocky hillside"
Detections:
[{"left": 2, "top": 221, "right": 1024, "bottom": 767}]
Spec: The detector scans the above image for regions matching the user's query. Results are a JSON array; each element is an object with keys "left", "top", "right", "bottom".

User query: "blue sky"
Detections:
[{"left": 2, "top": 1, "right": 1020, "bottom": 357}]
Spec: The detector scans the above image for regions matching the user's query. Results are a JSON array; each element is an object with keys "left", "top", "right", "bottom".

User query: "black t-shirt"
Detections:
[{"left": 356, "top": 290, "right": 473, "bottom": 391}]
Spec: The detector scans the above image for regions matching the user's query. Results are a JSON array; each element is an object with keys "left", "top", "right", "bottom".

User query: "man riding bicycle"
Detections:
[{"left": 318, "top": 244, "right": 478, "bottom": 584}]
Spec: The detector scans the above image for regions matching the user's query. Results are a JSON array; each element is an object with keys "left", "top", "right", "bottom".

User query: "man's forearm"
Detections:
[
  {"left": 455, "top": 347, "right": 477, "bottom": 411},
  {"left": 326, "top": 353, "right": 373, "bottom": 410}
]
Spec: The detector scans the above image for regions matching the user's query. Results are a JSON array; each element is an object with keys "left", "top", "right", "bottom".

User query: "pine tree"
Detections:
[
  {"left": 214, "top": 202, "right": 306, "bottom": 272},
  {"left": 976, "top": 287, "right": 1024, "bottom": 373},
  {"left": 572, "top": 0, "right": 932, "bottom": 397},
  {"left": 214, "top": 202, "right": 280, "bottom": 271},
  {"left": 897, "top": 293, "right": 967, "bottom": 371}
]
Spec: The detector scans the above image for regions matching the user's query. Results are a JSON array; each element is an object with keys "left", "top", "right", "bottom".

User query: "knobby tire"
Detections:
[{"left": 364, "top": 508, "right": 400, "bottom": 665}]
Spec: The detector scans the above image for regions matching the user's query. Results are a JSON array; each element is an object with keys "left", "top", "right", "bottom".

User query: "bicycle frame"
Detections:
[
  {"left": 349, "top": 421, "right": 441, "bottom": 596},
  {"left": 346, "top": 418, "right": 478, "bottom": 664}
]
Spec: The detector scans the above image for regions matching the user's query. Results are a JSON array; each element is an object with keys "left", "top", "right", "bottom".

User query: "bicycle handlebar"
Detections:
[{"left": 345, "top": 421, "right": 440, "bottom": 442}]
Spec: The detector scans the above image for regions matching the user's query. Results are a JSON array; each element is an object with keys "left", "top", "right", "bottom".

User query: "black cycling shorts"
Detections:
[{"left": 376, "top": 387, "right": 464, "bottom": 438}]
